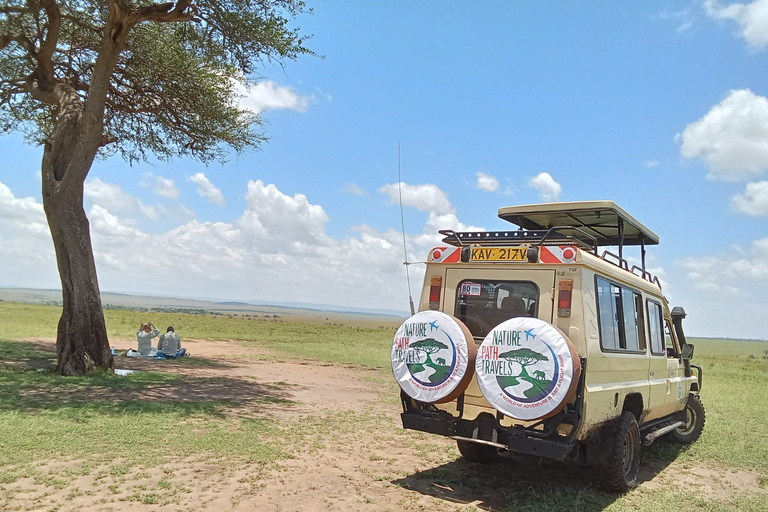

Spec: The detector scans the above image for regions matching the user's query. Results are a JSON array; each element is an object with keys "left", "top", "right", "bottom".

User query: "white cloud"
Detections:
[
  {"left": 679, "top": 89, "right": 768, "bottom": 181},
  {"left": 656, "top": 8, "right": 696, "bottom": 33},
  {"left": 141, "top": 172, "right": 179, "bottom": 199},
  {"left": 0, "top": 182, "right": 46, "bottom": 225},
  {"left": 679, "top": 238, "right": 768, "bottom": 286},
  {"left": 189, "top": 173, "right": 225, "bottom": 205},
  {"left": 234, "top": 80, "right": 311, "bottom": 115},
  {"left": 238, "top": 180, "right": 332, "bottom": 252},
  {"left": 476, "top": 172, "right": 499, "bottom": 192},
  {"left": 154, "top": 176, "right": 180, "bottom": 199},
  {"left": 343, "top": 183, "right": 365, "bottom": 196},
  {"left": 731, "top": 180, "right": 768, "bottom": 215},
  {"left": 379, "top": 183, "right": 453, "bottom": 215},
  {"left": 528, "top": 172, "right": 562, "bottom": 201},
  {"left": 705, "top": 0, "right": 768, "bottom": 48},
  {"left": 644, "top": 160, "right": 661, "bottom": 168},
  {"left": 86, "top": 176, "right": 190, "bottom": 222},
  {"left": 673, "top": 241, "right": 768, "bottom": 338},
  {"left": 0, "top": 182, "right": 58, "bottom": 287},
  {"left": 85, "top": 177, "right": 136, "bottom": 212}
]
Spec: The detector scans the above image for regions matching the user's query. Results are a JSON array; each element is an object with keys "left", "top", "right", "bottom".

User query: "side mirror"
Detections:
[{"left": 681, "top": 343, "right": 694, "bottom": 360}]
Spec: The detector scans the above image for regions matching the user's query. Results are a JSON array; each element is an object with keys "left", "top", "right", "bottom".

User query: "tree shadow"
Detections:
[{"left": 0, "top": 338, "right": 300, "bottom": 418}]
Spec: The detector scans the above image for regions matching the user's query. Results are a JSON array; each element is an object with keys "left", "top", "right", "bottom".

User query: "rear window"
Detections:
[{"left": 454, "top": 280, "right": 539, "bottom": 339}]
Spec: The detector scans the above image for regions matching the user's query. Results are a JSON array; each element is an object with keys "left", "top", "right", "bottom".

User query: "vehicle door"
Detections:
[
  {"left": 646, "top": 299, "right": 673, "bottom": 420},
  {"left": 664, "top": 318, "right": 688, "bottom": 412}
]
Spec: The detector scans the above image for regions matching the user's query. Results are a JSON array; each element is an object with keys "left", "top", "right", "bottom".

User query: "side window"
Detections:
[
  {"left": 596, "top": 276, "right": 646, "bottom": 353},
  {"left": 665, "top": 320, "right": 679, "bottom": 358},
  {"left": 455, "top": 280, "right": 539, "bottom": 339},
  {"left": 647, "top": 300, "right": 665, "bottom": 355}
]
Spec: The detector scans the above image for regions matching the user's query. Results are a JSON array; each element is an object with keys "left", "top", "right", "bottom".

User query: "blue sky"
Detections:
[{"left": 2, "top": 1, "right": 768, "bottom": 339}]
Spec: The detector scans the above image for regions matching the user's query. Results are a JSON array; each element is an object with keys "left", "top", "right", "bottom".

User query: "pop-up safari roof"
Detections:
[{"left": 497, "top": 200, "right": 659, "bottom": 248}]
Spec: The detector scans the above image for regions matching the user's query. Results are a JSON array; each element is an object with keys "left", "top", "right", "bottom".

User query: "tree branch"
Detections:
[
  {"left": 0, "top": 33, "right": 37, "bottom": 55},
  {"left": 133, "top": 1, "right": 199, "bottom": 23},
  {"left": 36, "top": 0, "right": 62, "bottom": 81}
]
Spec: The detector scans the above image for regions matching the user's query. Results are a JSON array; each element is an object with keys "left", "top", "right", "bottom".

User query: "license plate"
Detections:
[{"left": 469, "top": 247, "right": 527, "bottom": 262}]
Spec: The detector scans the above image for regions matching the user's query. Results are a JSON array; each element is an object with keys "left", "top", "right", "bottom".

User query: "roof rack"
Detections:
[{"left": 439, "top": 228, "right": 597, "bottom": 252}]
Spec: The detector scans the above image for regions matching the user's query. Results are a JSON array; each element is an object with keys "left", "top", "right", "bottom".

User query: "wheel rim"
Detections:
[
  {"left": 623, "top": 426, "right": 638, "bottom": 477},
  {"left": 677, "top": 403, "right": 696, "bottom": 435}
]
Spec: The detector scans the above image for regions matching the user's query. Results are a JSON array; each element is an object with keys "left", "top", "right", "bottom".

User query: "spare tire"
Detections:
[
  {"left": 391, "top": 311, "right": 476, "bottom": 404},
  {"left": 475, "top": 317, "right": 581, "bottom": 421}
]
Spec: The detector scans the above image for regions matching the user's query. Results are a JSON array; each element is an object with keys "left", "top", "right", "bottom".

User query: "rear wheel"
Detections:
[
  {"left": 669, "top": 394, "right": 705, "bottom": 444},
  {"left": 593, "top": 411, "right": 641, "bottom": 492},
  {"left": 457, "top": 440, "right": 498, "bottom": 463}
]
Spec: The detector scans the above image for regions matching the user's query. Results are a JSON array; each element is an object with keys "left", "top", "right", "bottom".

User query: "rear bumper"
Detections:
[{"left": 400, "top": 409, "right": 577, "bottom": 461}]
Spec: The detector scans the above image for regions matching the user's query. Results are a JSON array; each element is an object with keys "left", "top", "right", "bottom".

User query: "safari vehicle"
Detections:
[{"left": 390, "top": 201, "right": 704, "bottom": 492}]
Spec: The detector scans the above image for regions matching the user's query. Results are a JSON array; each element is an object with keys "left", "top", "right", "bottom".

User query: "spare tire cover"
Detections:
[
  {"left": 475, "top": 317, "right": 580, "bottom": 421},
  {"left": 391, "top": 311, "right": 475, "bottom": 404}
]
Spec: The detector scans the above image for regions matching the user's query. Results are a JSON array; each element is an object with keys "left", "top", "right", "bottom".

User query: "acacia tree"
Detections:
[
  {"left": 0, "top": 0, "right": 312, "bottom": 375},
  {"left": 410, "top": 339, "right": 448, "bottom": 366},
  {"left": 499, "top": 348, "right": 548, "bottom": 378}
]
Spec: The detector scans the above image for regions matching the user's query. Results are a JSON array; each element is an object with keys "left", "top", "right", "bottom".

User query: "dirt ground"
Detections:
[{"left": 2, "top": 337, "right": 766, "bottom": 512}]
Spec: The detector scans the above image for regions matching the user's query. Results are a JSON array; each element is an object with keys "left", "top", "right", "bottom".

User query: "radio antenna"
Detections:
[{"left": 398, "top": 144, "right": 416, "bottom": 315}]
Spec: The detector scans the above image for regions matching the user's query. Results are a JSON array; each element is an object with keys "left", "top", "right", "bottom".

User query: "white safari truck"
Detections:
[{"left": 391, "top": 201, "right": 704, "bottom": 492}]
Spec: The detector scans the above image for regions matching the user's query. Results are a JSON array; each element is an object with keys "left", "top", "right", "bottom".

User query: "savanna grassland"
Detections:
[{"left": 0, "top": 301, "right": 767, "bottom": 512}]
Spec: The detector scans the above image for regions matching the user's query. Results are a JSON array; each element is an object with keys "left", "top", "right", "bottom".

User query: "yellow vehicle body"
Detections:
[{"left": 397, "top": 201, "right": 704, "bottom": 491}]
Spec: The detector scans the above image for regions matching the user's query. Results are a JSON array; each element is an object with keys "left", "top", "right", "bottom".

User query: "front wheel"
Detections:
[
  {"left": 456, "top": 439, "right": 498, "bottom": 463},
  {"left": 669, "top": 394, "right": 705, "bottom": 445},
  {"left": 593, "top": 411, "right": 641, "bottom": 492}
]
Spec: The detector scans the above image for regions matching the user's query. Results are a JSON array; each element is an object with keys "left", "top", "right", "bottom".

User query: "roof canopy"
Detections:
[{"left": 497, "top": 200, "right": 659, "bottom": 247}]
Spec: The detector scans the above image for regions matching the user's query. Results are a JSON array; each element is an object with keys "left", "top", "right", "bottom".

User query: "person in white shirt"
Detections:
[
  {"left": 157, "top": 326, "right": 187, "bottom": 359},
  {"left": 135, "top": 322, "right": 159, "bottom": 356}
]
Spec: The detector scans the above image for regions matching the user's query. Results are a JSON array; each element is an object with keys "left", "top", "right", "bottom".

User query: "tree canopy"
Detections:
[
  {"left": 0, "top": 0, "right": 313, "bottom": 163},
  {"left": 410, "top": 339, "right": 449, "bottom": 354},
  {"left": 499, "top": 348, "right": 548, "bottom": 367}
]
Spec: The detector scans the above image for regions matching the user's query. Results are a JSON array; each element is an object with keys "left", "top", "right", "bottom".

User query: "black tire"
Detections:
[
  {"left": 669, "top": 394, "right": 705, "bottom": 445},
  {"left": 593, "top": 411, "right": 641, "bottom": 492},
  {"left": 457, "top": 439, "right": 498, "bottom": 463}
]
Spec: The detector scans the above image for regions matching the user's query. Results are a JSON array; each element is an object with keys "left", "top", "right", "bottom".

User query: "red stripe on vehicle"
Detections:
[
  {"left": 539, "top": 246, "right": 562, "bottom": 263},
  {"left": 443, "top": 248, "right": 461, "bottom": 263}
]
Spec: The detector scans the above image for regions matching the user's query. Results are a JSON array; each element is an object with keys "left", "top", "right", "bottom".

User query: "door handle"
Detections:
[{"left": 649, "top": 371, "right": 654, "bottom": 376}]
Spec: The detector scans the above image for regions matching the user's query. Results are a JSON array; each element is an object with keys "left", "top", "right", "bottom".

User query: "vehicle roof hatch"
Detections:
[{"left": 497, "top": 200, "right": 659, "bottom": 247}]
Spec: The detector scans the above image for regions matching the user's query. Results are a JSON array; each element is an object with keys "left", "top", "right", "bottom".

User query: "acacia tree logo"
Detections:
[
  {"left": 496, "top": 347, "right": 555, "bottom": 400},
  {"left": 407, "top": 338, "right": 452, "bottom": 385}
]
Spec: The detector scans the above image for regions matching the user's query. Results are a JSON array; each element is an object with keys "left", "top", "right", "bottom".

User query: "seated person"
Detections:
[
  {"left": 135, "top": 322, "right": 159, "bottom": 356},
  {"left": 156, "top": 326, "right": 187, "bottom": 359},
  {"left": 500, "top": 295, "right": 527, "bottom": 318}
]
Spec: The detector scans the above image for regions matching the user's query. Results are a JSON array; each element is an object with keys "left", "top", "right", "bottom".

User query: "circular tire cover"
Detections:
[
  {"left": 475, "top": 317, "right": 580, "bottom": 421},
  {"left": 391, "top": 311, "right": 475, "bottom": 404}
]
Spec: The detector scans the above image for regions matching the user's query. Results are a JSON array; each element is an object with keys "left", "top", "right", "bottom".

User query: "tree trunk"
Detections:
[
  {"left": 43, "top": 174, "right": 113, "bottom": 375},
  {"left": 41, "top": 88, "right": 114, "bottom": 375}
]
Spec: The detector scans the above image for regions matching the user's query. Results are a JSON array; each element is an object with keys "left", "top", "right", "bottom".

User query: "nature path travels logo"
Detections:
[
  {"left": 391, "top": 311, "right": 474, "bottom": 403},
  {"left": 476, "top": 317, "right": 578, "bottom": 420}
]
